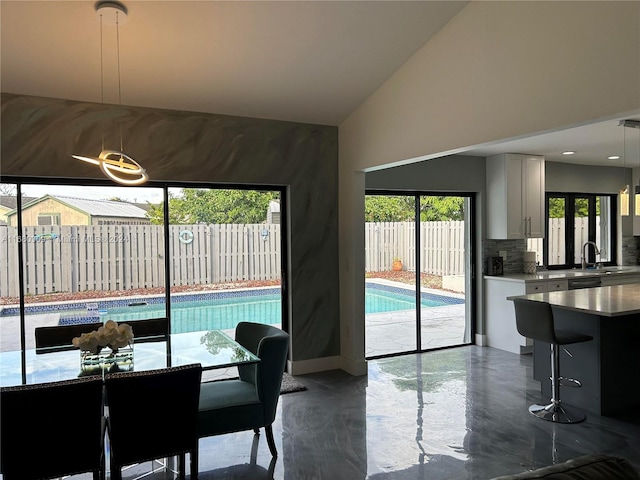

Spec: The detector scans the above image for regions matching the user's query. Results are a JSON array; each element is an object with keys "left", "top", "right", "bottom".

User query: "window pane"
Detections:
[
  {"left": 167, "top": 187, "right": 283, "bottom": 338},
  {"left": 15, "top": 184, "right": 164, "bottom": 379},
  {"left": 365, "top": 194, "right": 417, "bottom": 357},
  {"left": 547, "top": 197, "right": 566, "bottom": 266},
  {"left": 574, "top": 197, "right": 590, "bottom": 265},
  {"left": 0, "top": 184, "right": 22, "bottom": 386},
  {"left": 597, "top": 196, "right": 612, "bottom": 262}
]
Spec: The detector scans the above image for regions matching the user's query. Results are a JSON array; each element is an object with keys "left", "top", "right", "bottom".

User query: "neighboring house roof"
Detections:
[
  {"left": 133, "top": 202, "right": 152, "bottom": 213},
  {"left": 0, "top": 196, "right": 37, "bottom": 210},
  {"left": 8, "top": 195, "right": 148, "bottom": 219}
]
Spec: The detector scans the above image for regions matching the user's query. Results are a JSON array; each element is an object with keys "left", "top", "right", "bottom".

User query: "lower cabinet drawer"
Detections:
[
  {"left": 525, "top": 282, "right": 548, "bottom": 294},
  {"left": 547, "top": 279, "right": 568, "bottom": 291}
]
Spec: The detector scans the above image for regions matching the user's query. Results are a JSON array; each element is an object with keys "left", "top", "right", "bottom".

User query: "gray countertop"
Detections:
[
  {"left": 485, "top": 265, "right": 640, "bottom": 283},
  {"left": 507, "top": 283, "right": 640, "bottom": 317}
]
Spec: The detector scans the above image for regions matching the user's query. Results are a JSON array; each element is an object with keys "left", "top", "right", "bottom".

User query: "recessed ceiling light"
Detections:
[
  {"left": 562, "top": 151, "right": 576, "bottom": 155},
  {"left": 609, "top": 155, "right": 621, "bottom": 160}
]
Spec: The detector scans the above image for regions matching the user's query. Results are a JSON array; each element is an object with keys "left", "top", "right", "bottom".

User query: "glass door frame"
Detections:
[{"left": 365, "top": 189, "right": 476, "bottom": 359}]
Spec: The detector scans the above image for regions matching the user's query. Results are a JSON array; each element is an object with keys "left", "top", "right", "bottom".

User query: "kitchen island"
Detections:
[
  {"left": 485, "top": 266, "right": 640, "bottom": 354},
  {"left": 508, "top": 284, "right": 640, "bottom": 416}
]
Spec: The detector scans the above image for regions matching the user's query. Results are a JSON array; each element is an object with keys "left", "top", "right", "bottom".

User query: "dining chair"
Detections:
[
  {"left": 104, "top": 363, "right": 202, "bottom": 480},
  {"left": 35, "top": 321, "right": 104, "bottom": 352},
  {"left": 0, "top": 377, "right": 106, "bottom": 480},
  {"left": 129, "top": 317, "right": 170, "bottom": 343},
  {"left": 197, "top": 322, "right": 290, "bottom": 461}
]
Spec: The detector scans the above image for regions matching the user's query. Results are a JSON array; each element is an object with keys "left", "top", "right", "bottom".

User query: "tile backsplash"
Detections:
[
  {"left": 484, "top": 236, "right": 640, "bottom": 275},
  {"left": 621, "top": 235, "right": 640, "bottom": 266},
  {"left": 483, "top": 239, "right": 527, "bottom": 274}
]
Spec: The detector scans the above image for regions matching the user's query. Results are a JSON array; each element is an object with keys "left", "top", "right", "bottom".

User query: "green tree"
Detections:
[
  {"left": 146, "top": 189, "right": 278, "bottom": 225},
  {"left": 146, "top": 192, "right": 194, "bottom": 224},
  {"left": 419, "top": 196, "right": 464, "bottom": 221},
  {"left": 365, "top": 195, "right": 465, "bottom": 222},
  {"left": 365, "top": 196, "right": 414, "bottom": 222},
  {"left": 549, "top": 197, "right": 600, "bottom": 219},
  {"left": 549, "top": 198, "right": 565, "bottom": 218}
]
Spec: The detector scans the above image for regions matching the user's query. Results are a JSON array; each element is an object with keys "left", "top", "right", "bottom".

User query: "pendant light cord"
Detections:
[
  {"left": 100, "top": 11, "right": 105, "bottom": 152},
  {"left": 116, "top": 10, "right": 124, "bottom": 155}
]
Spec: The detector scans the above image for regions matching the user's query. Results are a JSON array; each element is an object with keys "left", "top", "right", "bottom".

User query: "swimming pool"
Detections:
[
  {"left": 101, "top": 294, "right": 282, "bottom": 333},
  {"left": 365, "top": 285, "right": 463, "bottom": 314},
  {"left": 6, "top": 284, "right": 463, "bottom": 333}
]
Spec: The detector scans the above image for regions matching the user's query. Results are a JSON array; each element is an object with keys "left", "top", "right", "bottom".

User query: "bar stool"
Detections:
[{"left": 513, "top": 298, "right": 593, "bottom": 423}]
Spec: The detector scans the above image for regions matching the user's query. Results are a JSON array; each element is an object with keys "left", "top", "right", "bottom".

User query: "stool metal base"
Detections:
[
  {"left": 529, "top": 402, "right": 586, "bottom": 424},
  {"left": 558, "top": 376, "right": 582, "bottom": 388}
]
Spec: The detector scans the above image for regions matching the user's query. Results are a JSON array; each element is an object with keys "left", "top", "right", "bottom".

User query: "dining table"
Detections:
[{"left": 0, "top": 329, "right": 259, "bottom": 387}]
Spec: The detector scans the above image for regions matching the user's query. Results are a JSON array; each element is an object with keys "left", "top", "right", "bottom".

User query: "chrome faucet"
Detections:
[{"left": 581, "top": 241, "right": 601, "bottom": 270}]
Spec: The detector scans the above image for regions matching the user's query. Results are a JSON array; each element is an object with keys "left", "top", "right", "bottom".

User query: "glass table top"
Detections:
[{"left": 0, "top": 329, "right": 259, "bottom": 386}]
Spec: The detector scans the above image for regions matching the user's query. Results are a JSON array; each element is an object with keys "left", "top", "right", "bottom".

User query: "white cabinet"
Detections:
[
  {"left": 486, "top": 153, "right": 545, "bottom": 239},
  {"left": 485, "top": 277, "right": 568, "bottom": 354}
]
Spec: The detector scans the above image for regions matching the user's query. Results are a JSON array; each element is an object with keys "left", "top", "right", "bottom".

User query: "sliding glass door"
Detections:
[
  {"left": 166, "top": 187, "right": 283, "bottom": 335},
  {"left": 0, "top": 181, "right": 286, "bottom": 386},
  {"left": 365, "top": 192, "right": 474, "bottom": 358}
]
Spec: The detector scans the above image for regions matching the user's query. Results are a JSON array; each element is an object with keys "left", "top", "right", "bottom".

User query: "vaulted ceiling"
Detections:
[{"left": 2, "top": 1, "right": 639, "bottom": 168}]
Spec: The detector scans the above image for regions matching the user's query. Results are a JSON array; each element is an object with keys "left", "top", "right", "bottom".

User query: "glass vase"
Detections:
[{"left": 80, "top": 343, "right": 134, "bottom": 374}]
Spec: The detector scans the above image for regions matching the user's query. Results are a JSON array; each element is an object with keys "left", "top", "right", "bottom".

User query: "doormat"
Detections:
[{"left": 280, "top": 372, "right": 307, "bottom": 395}]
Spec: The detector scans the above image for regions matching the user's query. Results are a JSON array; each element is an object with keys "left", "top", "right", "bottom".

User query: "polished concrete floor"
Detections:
[{"left": 110, "top": 345, "right": 640, "bottom": 480}]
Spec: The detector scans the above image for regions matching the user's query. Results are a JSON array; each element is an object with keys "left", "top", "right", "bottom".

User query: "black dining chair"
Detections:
[
  {"left": 0, "top": 376, "right": 106, "bottom": 480},
  {"left": 104, "top": 363, "right": 202, "bottom": 480},
  {"left": 197, "top": 322, "right": 289, "bottom": 461},
  {"left": 35, "top": 321, "right": 104, "bottom": 352},
  {"left": 513, "top": 298, "right": 593, "bottom": 423},
  {"left": 128, "top": 317, "right": 170, "bottom": 342}
]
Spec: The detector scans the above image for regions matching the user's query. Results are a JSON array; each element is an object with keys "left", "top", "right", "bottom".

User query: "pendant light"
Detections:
[
  {"left": 619, "top": 120, "right": 640, "bottom": 217},
  {"left": 620, "top": 120, "right": 630, "bottom": 216},
  {"left": 72, "top": 1, "right": 148, "bottom": 186},
  {"left": 632, "top": 121, "right": 640, "bottom": 216}
]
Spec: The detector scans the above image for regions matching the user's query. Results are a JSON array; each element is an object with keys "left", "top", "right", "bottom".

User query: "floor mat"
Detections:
[{"left": 280, "top": 372, "right": 307, "bottom": 394}]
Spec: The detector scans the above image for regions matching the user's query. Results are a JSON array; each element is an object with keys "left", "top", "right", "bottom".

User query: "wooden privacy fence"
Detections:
[
  {"left": 0, "top": 224, "right": 280, "bottom": 297},
  {"left": 1, "top": 221, "right": 471, "bottom": 298},
  {"left": 365, "top": 221, "right": 467, "bottom": 276}
]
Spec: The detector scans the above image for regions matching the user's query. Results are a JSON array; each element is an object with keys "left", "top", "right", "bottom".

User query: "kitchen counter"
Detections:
[
  {"left": 484, "top": 265, "right": 640, "bottom": 283},
  {"left": 507, "top": 283, "right": 640, "bottom": 317},
  {"left": 483, "top": 266, "right": 640, "bottom": 355}
]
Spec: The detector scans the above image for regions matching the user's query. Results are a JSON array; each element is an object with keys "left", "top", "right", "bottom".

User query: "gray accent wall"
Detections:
[
  {"left": 366, "top": 155, "right": 485, "bottom": 192},
  {"left": 545, "top": 161, "right": 631, "bottom": 194},
  {"left": 1, "top": 93, "right": 340, "bottom": 365}
]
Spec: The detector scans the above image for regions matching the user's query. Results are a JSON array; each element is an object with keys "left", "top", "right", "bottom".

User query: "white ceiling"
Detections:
[
  {"left": 1, "top": 0, "right": 467, "bottom": 126},
  {"left": 2, "top": 0, "right": 639, "bottom": 169}
]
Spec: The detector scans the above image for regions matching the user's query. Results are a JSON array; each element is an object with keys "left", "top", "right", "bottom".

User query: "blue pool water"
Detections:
[
  {"left": 365, "top": 287, "right": 460, "bottom": 313},
  {"left": 8, "top": 284, "right": 463, "bottom": 333},
  {"left": 103, "top": 294, "right": 282, "bottom": 333}
]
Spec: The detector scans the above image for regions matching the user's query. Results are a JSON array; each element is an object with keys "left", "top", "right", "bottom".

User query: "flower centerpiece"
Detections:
[{"left": 73, "top": 320, "right": 134, "bottom": 371}]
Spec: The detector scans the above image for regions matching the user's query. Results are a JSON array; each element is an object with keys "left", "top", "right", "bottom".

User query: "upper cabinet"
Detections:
[{"left": 486, "top": 153, "right": 545, "bottom": 239}]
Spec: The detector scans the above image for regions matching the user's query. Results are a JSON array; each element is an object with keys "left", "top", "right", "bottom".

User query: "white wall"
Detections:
[{"left": 338, "top": 1, "right": 640, "bottom": 373}]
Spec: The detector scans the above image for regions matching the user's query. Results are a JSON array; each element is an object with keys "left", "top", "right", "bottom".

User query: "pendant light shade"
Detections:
[
  {"left": 71, "top": 1, "right": 148, "bottom": 186},
  {"left": 619, "top": 120, "right": 640, "bottom": 217},
  {"left": 620, "top": 184, "right": 630, "bottom": 217}
]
